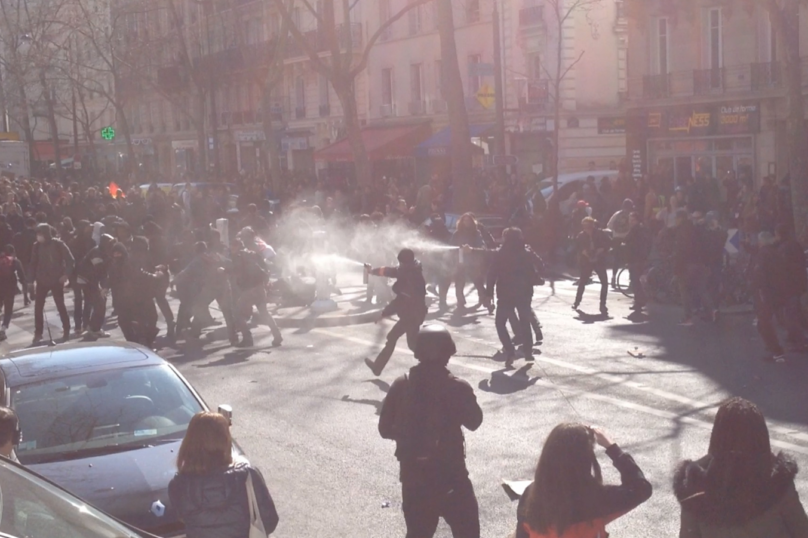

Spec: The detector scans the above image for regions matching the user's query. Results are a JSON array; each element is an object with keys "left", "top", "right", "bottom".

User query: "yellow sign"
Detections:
[
  {"left": 476, "top": 83, "right": 495, "bottom": 109},
  {"left": 0, "top": 132, "right": 20, "bottom": 141}
]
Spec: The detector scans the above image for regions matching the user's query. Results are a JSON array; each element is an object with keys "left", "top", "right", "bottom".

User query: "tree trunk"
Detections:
[
  {"left": 40, "top": 71, "right": 62, "bottom": 180},
  {"left": 114, "top": 102, "right": 136, "bottom": 176},
  {"left": 774, "top": 1, "right": 808, "bottom": 243},
  {"left": 436, "top": 0, "right": 474, "bottom": 212},
  {"left": 195, "top": 92, "right": 207, "bottom": 175},
  {"left": 262, "top": 84, "right": 283, "bottom": 189},
  {"left": 16, "top": 83, "right": 35, "bottom": 168},
  {"left": 334, "top": 78, "right": 371, "bottom": 187}
]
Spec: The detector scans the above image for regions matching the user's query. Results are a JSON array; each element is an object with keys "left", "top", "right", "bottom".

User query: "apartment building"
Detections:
[{"left": 625, "top": 1, "right": 797, "bottom": 189}]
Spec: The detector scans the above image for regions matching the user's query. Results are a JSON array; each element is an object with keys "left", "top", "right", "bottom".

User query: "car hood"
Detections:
[{"left": 30, "top": 440, "right": 182, "bottom": 534}]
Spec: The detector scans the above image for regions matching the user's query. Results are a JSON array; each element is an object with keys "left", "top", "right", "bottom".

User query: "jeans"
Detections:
[
  {"left": 34, "top": 283, "right": 70, "bottom": 336},
  {"left": 496, "top": 296, "right": 532, "bottom": 355},
  {"left": 575, "top": 263, "right": 608, "bottom": 308},
  {"left": 235, "top": 285, "right": 281, "bottom": 340},
  {"left": 0, "top": 289, "right": 14, "bottom": 328},
  {"left": 401, "top": 475, "right": 480, "bottom": 538},
  {"left": 83, "top": 284, "right": 107, "bottom": 332},
  {"left": 629, "top": 262, "right": 647, "bottom": 307},
  {"left": 373, "top": 305, "right": 427, "bottom": 373}
]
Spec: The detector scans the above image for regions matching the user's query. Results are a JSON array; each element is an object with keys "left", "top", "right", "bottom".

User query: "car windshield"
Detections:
[
  {"left": 13, "top": 365, "right": 203, "bottom": 465},
  {"left": 0, "top": 459, "right": 145, "bottom": 538}
]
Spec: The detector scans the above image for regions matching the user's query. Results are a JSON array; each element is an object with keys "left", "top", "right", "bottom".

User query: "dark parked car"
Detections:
[
  {"left": 1, "top": 342, "right": 238, "bottom": 537},
  {"left": 0, "top": 455, "right": 159, "bottom": 538}
]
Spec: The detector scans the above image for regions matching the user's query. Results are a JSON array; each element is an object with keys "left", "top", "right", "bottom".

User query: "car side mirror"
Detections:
[{"left": 218, "top": 404, "right": 233, "bottom": 424}]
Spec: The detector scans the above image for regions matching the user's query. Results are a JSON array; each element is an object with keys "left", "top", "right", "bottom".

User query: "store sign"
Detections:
[
  {"left": 281, "top": 137, "right": 309, "bottom": 151},
  {"left": 716, "top": 103, "right": 760, "bottom": 135},
  {"left": 598, "top": 117, "right": 626, "bottom": 134},
  {"left": 172, "top": 140, "right": 198, "bottom": 150},
  {"left": 428, "top": 147, "right": 448, "bottom": 157},
  {"left": 236, "top": 131, "right": 265, "bottom": 142},
  {"left": 132, "top": 138, "right": 152, "bottom": 146},
  {"left": 667, "top": 109, "right": 712, "bottom": 136}
]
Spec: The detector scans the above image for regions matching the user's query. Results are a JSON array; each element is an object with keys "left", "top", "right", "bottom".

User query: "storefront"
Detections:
[
  {"left": 235, "top": 130, "right": 264, "bottom": 174},
  {"left": 172, "top": 139, "right": 198, "bottom": 176},
  {"left": 627, "top": 101, "right": 763, "bottom": 192}
]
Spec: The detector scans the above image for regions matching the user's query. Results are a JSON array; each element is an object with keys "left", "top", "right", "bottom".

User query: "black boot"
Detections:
[{"left": 236, "top": 332, "right": 254, "bottom": 348}]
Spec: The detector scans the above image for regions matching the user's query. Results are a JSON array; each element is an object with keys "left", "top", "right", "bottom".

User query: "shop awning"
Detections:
[
  {"left": 315, "top": 124, "right": 431, "bottom": 162},
  {"left": 414, "top": 124, "right": 494, "bottom": 158}
]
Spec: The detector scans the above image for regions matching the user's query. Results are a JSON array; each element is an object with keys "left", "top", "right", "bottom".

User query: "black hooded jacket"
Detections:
[
  {"left": 486, "top": 240, "right": 537, "bottom": 301},
  {"left": 371, "top": 260, "right": 427, "bottom": 318},
  {"left": 29, "top": 224, "right": 74, "bottom": 286},
  {"left": 674, "top": 454, "right": 808, "bottom": 538}
]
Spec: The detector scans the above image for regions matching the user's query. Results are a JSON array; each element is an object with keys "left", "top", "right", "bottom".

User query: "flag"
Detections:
[{"left": 109, "top": 181, "right": 125, "bottom": 198}]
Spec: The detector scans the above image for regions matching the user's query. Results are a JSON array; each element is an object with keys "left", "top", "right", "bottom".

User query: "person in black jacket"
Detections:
[
  {"left": 623, "top": 212, "right": 651, "bottom": 311},
  {"left": 168, "top": 411, "right": 278, "bottom": 538},
  {"left": 12, "top": 217, "right": 37, "bottom": 305},
  {"left": 229, "top": 239, "right": 282, "bottom": 348},
  {"left": 486, "top": 227, "right": 537, "bottom": 365},
  {"left": 572, "top": 217, "right": 611, "bottom": 315},
  {"left": 0, "top": 245, "right": 25, "bottom": 340},
  {"left": 29, "top": 223, "right": 74, "bottom": 343},
  {"left": 379, "top": 325, "right": 483, "bottom": 538},
  {"left": 75, "top": 234, "right": 115, "bottom": 338},
  {"left": 423, "top": 214, "right": 454, "bottom": 310},
  {"left": 69, "top": 220, "right": 96, "bottom": 334},
  {"left": 364, "top": 248, "right": 428, "bottom": 376},
  {"left": 515, "top": 423, "right": 652, "bottom": 538},
  {"left": 775, "top": 223, "right": 808, "bottom": 339}
]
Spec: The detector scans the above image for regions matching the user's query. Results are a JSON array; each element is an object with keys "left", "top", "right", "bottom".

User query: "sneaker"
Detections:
[
  {"left": 426, "top": 284, "right": 438, "bottom": 296},
  {"left": 62, "top": 329, "right": 70, "bottom": 342},
  {"left": 571, "top": 302, "right": 580, "bottom": 310},
  {"left": 32, "top": 334, "right": 43, "bottom": 345},
  {"left": 235, "top": 336, "right": 254, "bottom": 348},
  {"left": 679, "top": 318, "right": 694, "bottom": 326},
  {"left": 524, "top": 354, "right": 535, "bottom": 362},
  {"left": 364, "top": 358, "right": 383, "bottom": 377},
  {"left": 91, "top": 330, "right": 111, "bottom": 338},
  {"left": 272, "top": 337, "right": 283, "bottom": 348},
  {"left": 600, "top": 305, "right": 609, "bottom": 315},
  {"left": 0, "top": 330, "right": 6, "bottom": 342}
]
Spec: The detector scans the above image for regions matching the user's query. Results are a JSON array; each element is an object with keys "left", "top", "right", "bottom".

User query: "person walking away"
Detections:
[
  {"left": 229, "top": 239, "right": 282, "bottom": 348},
  {"left": 187, "top": 241, "right": 237, "bottom": 345},
  {"left": 75, "top": 234, "right": 115, "bottom": 338},
  {"left": 674, "top": 397, "right": 808, "bottom": 538},
  {"left": 623, "top": 212, "right": 651, "bottom": 311},
  {"left": 701, "top": 212, "right": 727, "bottom": 322},
  {"left": 364, "top": 248, "right": 428, "bottom": 376},
  {"left": 11, "top": 217, "right": 37, "bottom": 306},
  {"left": 452, "top": 214, "right": 492, "bottom": 311},
  {"left": 515, "top": 424, "right": 652, "bottom": 538},
  {"left": 0, "top": 246, "right": 25, "bottom": 341},
  {"left": 572, "top": 217, "right": 611, "bottom": 315},
  {"left": 29, "top": 223, "right": 74, "bottom": 344},
  {"left": 674, "top": 210, "right": 711, "bottom": 326},
  {"left": 775, "top": 223, "right": 808, "bottom": 339},
  {"left": 379, "top": 325, "right": 483, "bottom": 538},
  {"left": 486, "top": 227, "right": 538, "bottom": 365},
  {"left": 168, "top": 412, "right": 279, "bottom": 538},
  {"left": 69, "top": 220, "right": 96, "bottom": 335},
  {"left": 606, "top": 199, "right": 634, "bottom": 288},
  {"left": 144, "top": 221, "right": 176, "bottom": 340},
  {"left": 751, "top": 232, "right": 797, "bottom": 363}
]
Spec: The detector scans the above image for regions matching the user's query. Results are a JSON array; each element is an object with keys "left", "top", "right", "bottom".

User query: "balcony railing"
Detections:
[
  {"left": 519, "top": 6, "right": 543, "bottom": 26},
  {"left": 629, "top": 62, "right": 791, "bottom": 101},
  {"left": 642, "top": 73, "right": 670, "bottom": 99},
  {"left": 751, "top": 61, "right": 781, "bottom": 91},
  {"left": 285, "top": 23, "right": 363, "bottom": 59},
  {"left": 693, "top": 67, "right": 724, "bottom": 95}
]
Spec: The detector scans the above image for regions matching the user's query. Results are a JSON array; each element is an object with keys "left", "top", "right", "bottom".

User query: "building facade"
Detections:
[{"left": 624, "top": 1, "right": 807, "bottom": 190}]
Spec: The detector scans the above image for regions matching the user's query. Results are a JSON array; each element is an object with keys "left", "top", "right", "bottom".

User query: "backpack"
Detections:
[{"left": 0, "top": 255, "right": 14, "bottom": 279}]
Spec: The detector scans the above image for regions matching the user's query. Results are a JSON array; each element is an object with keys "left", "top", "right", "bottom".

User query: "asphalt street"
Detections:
[{"left": 4, "top": 279, "right": 808, "bottom": 538}]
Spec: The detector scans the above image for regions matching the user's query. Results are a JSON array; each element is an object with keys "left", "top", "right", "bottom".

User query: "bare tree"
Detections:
[
  {"left": 542, "top": 0, "right": 601, "bottom": 196},
  {"left": 272, "top": 0, "right": 431, "bottom": 187}
]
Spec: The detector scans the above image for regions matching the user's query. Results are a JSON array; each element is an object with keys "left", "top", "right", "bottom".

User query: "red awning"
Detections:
[
  {"left": 315, "top": 124, "right": 430, "bottom": 162},
  {"left": 32, "top": 140, "right": 71, "bottom": 162}
]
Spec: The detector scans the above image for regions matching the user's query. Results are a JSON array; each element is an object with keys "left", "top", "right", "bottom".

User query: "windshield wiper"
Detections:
[{"left": 28, "top": 443, "right": 155, "bottom": 464}]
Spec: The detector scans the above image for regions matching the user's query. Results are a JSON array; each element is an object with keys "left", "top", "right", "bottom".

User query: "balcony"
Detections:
[
  {"left": 642, "top": 73, "right": 670, "bottom": 99},
  {"left": 319, "top": 103, "right": 331, "bottom": 117},
  {"left": 519, "top": 6, "right": 543, "bottom": 27},
  {"left": 751, "top": 62, "right": 781, "bottom": 91},
  {"left": 693, "top": 67, "right": 724, "bottom": 95},
  {"left": 285, "top": 23, "right": 363, "bottom": 59}
]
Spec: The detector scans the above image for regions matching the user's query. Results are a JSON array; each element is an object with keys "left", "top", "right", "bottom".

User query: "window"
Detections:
[
  {"left": 707, "top": 8, "right": 722, "bottom": 69},
  {"left": 466, "top": 0, "right": 480, "bottom": 23},
  {"left": 468, "top": 54, "right": 482, "bottom": 94},
  {"left": 435, "top": 59, "right": 443, "bottom": 98},
  {"left": 408, "top": 1, "right": 422, "bottom": 35},
  {"left": 380, "top": 0, "right": 392, "bottom": 39},
  {"left": 528, "top": 53, "right": 541, "bottom": 80},
  {"left": 319, "top": 74, "right": 330, "bottom": 105},
  {"left": 295, "top": 76, "right": 306, "bottom": 110},
  {"left": 381, "top": 68, "right": 394, "bottom": 106},
  {"left": 652, "top": 17, "right": 669, "bottom": 74},
  {"left": 292, "top": 7, "right": 302, "bottom": 29},
  {"left": 410, "top": 63, "right": 423, "bottom": 103}
]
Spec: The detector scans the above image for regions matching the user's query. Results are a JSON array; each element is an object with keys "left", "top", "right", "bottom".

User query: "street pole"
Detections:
[
  {"left": 70, "top": 38, "right": 79, "bottom": 171},
  {"left": 492, "top": 1, "right": 506, "bottom": 179}
]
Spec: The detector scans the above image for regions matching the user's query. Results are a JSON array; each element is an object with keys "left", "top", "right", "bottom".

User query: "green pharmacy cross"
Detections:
[{"left": 101, "top": 126, "right": 116, "bottom": 141}]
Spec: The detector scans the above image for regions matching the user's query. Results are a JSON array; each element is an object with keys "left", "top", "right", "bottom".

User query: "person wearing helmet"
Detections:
[
  {"left": 363, "top": 248, "right": 428, "bottom": 376},
  {"left": 378, "top": 324, "right": 483, "bottom": 538},
  {"left": 29, "top": 223, "right": 75, "bottom": 343},
  {"left": 75, "top": 233, "right": 116, "bottom": 338}
]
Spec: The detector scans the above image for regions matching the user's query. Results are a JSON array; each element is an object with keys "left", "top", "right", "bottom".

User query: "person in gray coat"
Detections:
[{"left": 28, "top": 223, "right": 74, "bottom": 343}]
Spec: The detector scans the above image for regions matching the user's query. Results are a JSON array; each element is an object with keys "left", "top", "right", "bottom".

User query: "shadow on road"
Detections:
[
  {"left": 478, "top": 366, "right": 540, "bottom": 394},
  {"left": 340, "top": 379, "right": 392, "bottom": 415}
]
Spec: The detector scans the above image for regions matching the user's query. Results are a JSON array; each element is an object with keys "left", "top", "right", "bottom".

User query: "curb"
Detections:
[{"left": 273, "top": 307, "right": 382, "bottom": 329}]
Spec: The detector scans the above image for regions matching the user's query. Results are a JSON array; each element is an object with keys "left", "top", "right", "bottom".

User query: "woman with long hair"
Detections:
[
  {"left": 168, "top": 412, "right": 279, "bottom": 538},
  {"left": 674, "top": 397, "right": 808, "bottom": 537},
  {"left": 452, "top": 212, "right": 492, "bottom": 311},
  {"left": 515, "top": 423, "right": 652, "bottom": 538}
]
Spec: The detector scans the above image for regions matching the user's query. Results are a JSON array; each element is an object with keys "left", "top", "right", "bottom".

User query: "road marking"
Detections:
[{"left": 314, "top": 328, "right": 808, "bottom": 456}]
